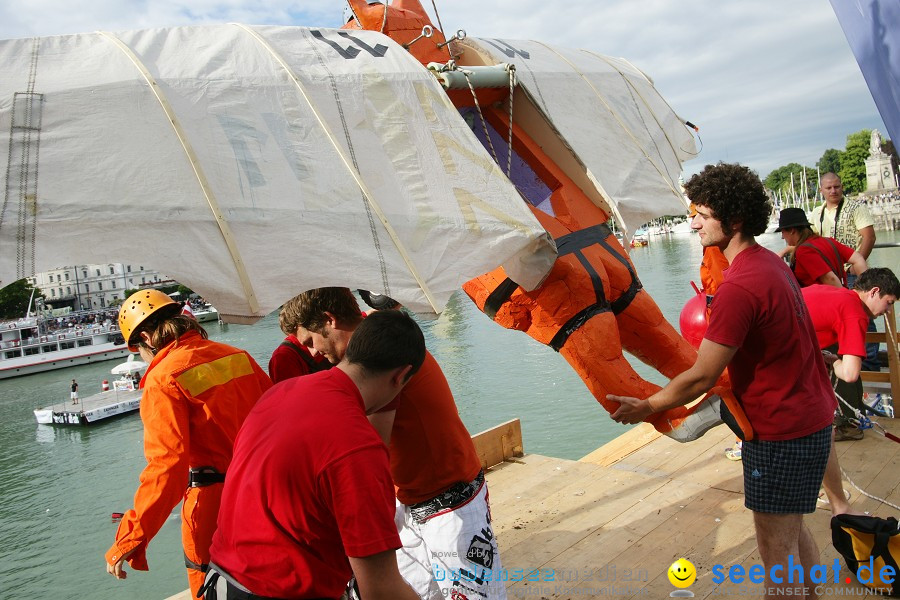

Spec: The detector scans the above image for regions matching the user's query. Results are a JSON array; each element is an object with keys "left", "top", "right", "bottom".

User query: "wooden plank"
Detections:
[
  {"left": 580, "top": 422, "right": 661, "bottom": 466},
  {"left": 471, "top": 418, "right": 524, "bottom": 469},
  {"left": 496, "top": 466, "right": 670, "bottom": 558},
  {"left": 861, "top": 371, "right": 891, "bottom": 383}
]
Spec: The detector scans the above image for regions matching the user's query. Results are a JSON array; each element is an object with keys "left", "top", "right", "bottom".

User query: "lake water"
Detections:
[{"left": 0, "top": 230, "right": 896, "bottom": 599}]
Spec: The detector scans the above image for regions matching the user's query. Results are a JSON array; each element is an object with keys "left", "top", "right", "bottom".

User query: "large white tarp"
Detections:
[
  {"left": 467, "top": 37, "right": 697, "bottom": 237},
  {"left": 0, "top": 24, "right": 556, "bottom": 321}
]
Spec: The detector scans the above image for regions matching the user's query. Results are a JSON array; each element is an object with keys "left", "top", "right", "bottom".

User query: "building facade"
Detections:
[{"left": 27, "top": 264, "right": 169, "bottom": 311}]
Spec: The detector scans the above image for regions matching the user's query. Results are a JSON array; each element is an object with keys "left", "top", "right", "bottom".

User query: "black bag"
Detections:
[{"left": 831, "top": 514, "right": 900, "bottom": 595}]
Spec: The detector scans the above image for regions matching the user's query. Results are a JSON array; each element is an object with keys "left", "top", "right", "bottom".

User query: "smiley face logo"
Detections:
[{"left": 668, "top": 558, "right": 697, "bottom": 588}]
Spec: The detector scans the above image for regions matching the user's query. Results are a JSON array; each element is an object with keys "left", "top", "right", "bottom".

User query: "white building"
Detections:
[{"left": 27, "top": 264, "right": 168, "bottom": 311}]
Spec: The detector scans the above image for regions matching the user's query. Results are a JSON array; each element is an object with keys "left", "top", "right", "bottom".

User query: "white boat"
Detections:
[
  {"left": 191, "top": 304, "right": 220, "bottom": 323},
  {"left": 0, "top": 313, "right": 129, "bottom": 380},
  {"left": 34, "top": 356, "right": 145, "bottom": 425}
]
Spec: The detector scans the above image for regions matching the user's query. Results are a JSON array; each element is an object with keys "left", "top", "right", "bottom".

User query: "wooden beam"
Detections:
[{"left": 470, "top": 418, "right": 524, "bottom": 469}]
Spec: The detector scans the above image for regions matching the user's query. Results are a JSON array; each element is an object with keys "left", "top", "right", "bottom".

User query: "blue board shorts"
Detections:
[{"left": 743, "top": 425, "right": 831, "bottom": 514}]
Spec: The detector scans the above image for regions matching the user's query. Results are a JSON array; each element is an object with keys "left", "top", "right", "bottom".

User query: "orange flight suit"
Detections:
[{"left": 104, "top": 330, "right": 272, "bottom": 597}]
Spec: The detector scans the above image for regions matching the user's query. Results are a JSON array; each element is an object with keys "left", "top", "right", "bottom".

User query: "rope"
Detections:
[
  {"left": 841, "top": 467, "right": 900, "bottom": 512},
  {"left": 505, "top": 65, "right": 516, "bottom": 178},
  {"left": 430, "top": 0, "right": 448, "bottom": 58},
  {"left": 380, "top": 1, "right": 387, "bottom": 33},
  {"left": 463, "top": 70, "right": 500, "bottom": 166},
  {"left": 831, "top": 382, "right": 900, "bottom": 510}
]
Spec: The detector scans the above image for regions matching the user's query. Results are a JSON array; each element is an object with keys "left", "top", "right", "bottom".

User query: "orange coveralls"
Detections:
[{"left": 104, "top": 330, "right": 272, "bottom": 597}]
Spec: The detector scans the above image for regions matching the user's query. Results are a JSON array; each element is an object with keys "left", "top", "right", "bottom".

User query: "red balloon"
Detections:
[{"left": 679, "top": 292, "right": 708, "bottom": 350}]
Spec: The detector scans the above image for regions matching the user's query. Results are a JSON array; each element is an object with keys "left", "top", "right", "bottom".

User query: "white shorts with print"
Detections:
[{"left": 396, "top": 482, "right": 507, "bottom": 600}]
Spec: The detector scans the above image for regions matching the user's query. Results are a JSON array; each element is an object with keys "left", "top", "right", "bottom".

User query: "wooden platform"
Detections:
[
  {"left": 33, "top": 386, "right": 141, "bottom": 425},
  {"left": 165, "top": 418, "right": 900, "bottom": 599}
]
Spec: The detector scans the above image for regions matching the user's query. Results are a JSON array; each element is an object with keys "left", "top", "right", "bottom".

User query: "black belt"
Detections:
[
  {"left": 189, "top": 466, "right": 225, "bottom": 488},
  {"left": 409, "top": 470, "right": 485, "bottom": 523}
]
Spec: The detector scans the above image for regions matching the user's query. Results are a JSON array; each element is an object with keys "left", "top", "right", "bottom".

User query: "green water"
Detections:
[{"left": 0, "top": 231, "right": 896, "bottom": 599}]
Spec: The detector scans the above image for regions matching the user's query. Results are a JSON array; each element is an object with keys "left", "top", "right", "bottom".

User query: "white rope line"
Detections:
[
  {"left": 232, "top": 23, "right": 440, "bottom": 313},
  {"left": 832, "top": 383, "right": 900, "bottom": 510},
  {"left": 841, "top": 466, "right": 900, "bottom": 512},
  {"left": 96, "top": 30, "right": 260, "bottom": 314}
]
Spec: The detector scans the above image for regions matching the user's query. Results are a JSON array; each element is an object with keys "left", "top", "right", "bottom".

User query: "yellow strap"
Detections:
[
  {"left": 232, "top": 24, "right": 439, "bottom": 313},
  {"left": 97, "top": 31, "right": 260, "bottom": 314},
  {"left": 176, "top": 353, "right": 254, "bottom": 397}
]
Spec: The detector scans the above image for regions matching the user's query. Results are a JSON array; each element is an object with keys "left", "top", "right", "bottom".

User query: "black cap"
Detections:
[{"left": 774, "top": 207, "right": 812, "bottom": 232}]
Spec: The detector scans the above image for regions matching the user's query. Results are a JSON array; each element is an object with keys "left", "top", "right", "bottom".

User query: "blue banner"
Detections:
[{"left": 830, "top": 0, "right": 900, "bottom": 145}]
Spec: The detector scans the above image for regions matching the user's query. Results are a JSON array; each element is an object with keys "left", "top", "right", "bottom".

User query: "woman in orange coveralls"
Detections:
[{"left": 103, "top": 290, "right": 272, "bottom": 597}]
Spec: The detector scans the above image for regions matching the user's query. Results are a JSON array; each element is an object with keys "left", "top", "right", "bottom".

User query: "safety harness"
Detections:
[{"left": 484, "top": 223, "right": 642, "bottom": 351}]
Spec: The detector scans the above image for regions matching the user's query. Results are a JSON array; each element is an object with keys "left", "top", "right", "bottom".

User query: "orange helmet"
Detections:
[{"left": 119, "top": 289, "right": 177, "bottom": 351}]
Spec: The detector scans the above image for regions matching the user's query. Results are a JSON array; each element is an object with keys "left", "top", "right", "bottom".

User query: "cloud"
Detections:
[{"left": 0, "top": 0, "right": 886, "bottom": 178}]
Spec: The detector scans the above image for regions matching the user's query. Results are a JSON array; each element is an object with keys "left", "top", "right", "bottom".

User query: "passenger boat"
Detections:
[{"left": 0, "top": 313, "right": 129, "bottom": 380}]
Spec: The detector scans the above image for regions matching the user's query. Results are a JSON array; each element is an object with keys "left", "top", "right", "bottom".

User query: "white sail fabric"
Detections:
[
  {"left": 466, "top": 37, "right": 698, "bottom": 237},
  {"left": 0, "top": 25, "right": 556, "bottom": 321}
]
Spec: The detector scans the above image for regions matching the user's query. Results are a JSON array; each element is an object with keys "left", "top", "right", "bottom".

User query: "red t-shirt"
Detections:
[
  {"left": 377, "top": 351, "right": 482, "bottom": 504},
  {"left": 802, "top": 285, "right": 868, "bottom": 356},
  {"left": 704, "top": 244, "right": 835, "bottom": 440},
  {"left": 210, "top": 368, "right": 401, "bottom": 598},
  {"left": 267, "top": 334, "right": 331, "bottom": 384},
  {"left": 793, "top": 236, "right": 854, "bottom": 287}
]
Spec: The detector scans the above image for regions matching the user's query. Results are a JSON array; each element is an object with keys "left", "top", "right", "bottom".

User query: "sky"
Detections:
[{"left": 0, "top": 0, "right": 888, "bottom": 179}]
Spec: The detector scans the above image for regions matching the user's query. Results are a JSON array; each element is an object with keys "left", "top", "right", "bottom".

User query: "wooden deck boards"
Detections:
[{"left": 166, "top": 418, "right": 900, "bottom": 600}]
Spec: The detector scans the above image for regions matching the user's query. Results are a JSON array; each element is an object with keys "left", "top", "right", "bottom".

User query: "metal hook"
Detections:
[
  {"left": 403, "top": 25, "right": 434, "bottom": 49},
  {"left": 437, "top": 29, "right": 466, "bottom": 49}
]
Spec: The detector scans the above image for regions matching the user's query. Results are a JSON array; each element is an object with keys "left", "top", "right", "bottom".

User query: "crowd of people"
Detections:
[
  {"left": 862, "top": 189, "right": 900, "bottom": 231},
  {"left": 45, "top": 308, "right": 118, "bottom": 332},
  {"left": 100, "top": 168, "right": 897, "bottom": 600}
]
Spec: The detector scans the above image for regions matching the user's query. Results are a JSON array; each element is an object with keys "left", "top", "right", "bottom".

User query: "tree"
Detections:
[
  {"left": 0, "top": 279, "right": 44, "bottom": 319},
  {"left": 763, "top": 162, "right": 816, "bottom": 205},
  {"left": 838, "top": 129, "right": 871, "bottom": 194},
  {"left": 816, "top": 148, "right": 842, "bottom": 177}
]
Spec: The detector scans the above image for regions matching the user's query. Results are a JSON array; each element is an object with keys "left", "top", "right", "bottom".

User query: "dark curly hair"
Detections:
[{"left": 684, "top": 163, "right": 771, "bottom": 237}]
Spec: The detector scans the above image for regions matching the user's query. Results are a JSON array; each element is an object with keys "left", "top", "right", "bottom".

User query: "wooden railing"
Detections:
[{"left": 860, "top": 303, "right": 899, "bottom": 401}]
